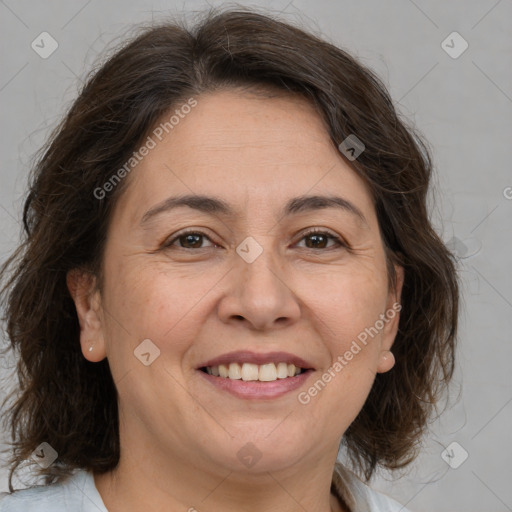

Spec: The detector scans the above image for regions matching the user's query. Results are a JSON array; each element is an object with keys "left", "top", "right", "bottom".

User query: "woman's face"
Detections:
[{"left": 70, "top": 89, "right": 403, "bottom": 476}]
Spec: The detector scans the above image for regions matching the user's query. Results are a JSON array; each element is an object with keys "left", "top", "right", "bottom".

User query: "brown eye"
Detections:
[
  {"left": 296, "top": 230, "right": 345, "bottom": 250},
  {"left": 165, "top": 230, "right": 216, "bottom": 249}
]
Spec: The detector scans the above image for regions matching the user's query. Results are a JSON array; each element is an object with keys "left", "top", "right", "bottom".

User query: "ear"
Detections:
[
  {"left": 66, "top": 268, "right": 107, "bottom": 362},
  {"left": 377, "top": 262, "right": 404, "bottom": 373}
]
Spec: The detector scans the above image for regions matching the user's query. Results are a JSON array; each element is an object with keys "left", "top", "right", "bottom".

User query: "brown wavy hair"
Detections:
[{"left": 0, "top": 6, "right": 459, "bottom": 490}]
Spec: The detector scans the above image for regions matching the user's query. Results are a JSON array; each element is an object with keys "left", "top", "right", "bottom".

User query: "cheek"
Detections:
[
  {"left": 309, "top": 271, "right": 388, "bottom": 416},
  {"left": 102, "top": 260, "right": 219, "bottom": 356},
  {"left": 308, "top": 268, "right": 388, "bottom": 345}
]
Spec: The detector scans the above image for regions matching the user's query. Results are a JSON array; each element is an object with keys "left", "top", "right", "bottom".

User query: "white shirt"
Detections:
[{"left": 0, "top": 467, "right": 411, "bottom": 511}]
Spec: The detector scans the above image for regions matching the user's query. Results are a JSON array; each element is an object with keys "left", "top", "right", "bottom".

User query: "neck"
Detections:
[{"left": 94, "top": 440, "right": 347, "bottom": 512}]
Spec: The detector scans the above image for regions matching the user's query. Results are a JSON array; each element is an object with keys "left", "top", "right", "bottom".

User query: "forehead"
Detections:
[
  {"left": 175, "top": 89, "right": 332, "bottom": 155},
  {"left": 113, "top": 89, "right": 376, "bottom": 228}
]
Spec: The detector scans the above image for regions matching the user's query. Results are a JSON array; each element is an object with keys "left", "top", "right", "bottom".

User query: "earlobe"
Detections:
[
  {"left": 66, "top": 269, "right": 107, "bottom": 362},
  {"left": 376, "top": 350, "right": 395, "bottom": 373}
]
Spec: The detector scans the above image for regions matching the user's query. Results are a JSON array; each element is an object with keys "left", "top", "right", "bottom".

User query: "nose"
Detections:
[{"left": 217, "top": 244, "right": 301, "bottom": 331}]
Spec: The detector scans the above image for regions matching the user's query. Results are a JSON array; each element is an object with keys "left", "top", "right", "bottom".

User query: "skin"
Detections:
[{"left": 67, "top": 89, "right": 404, "bottom": 512}]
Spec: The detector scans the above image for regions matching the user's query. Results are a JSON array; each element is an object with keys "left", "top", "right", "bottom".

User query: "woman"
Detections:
[{"left": 0, "top": 7, "right": 459, "bottom": 511}]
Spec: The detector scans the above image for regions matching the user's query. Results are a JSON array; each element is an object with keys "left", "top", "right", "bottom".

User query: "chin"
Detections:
[{"left": 209, "top": 430, "right": 313, "bottom": 474}]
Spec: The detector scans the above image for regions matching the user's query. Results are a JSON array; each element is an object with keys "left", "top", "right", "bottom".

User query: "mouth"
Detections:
[
  {"left": 196, "top": 350, "right": 315, "bottom": 399},
  {"left": 199, "top": 362, "right": 307, "bottom": 382}
]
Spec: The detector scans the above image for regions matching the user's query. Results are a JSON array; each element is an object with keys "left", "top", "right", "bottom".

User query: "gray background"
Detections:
[{"left": 1, "top": 1, "right": 511, "bottom": 510}]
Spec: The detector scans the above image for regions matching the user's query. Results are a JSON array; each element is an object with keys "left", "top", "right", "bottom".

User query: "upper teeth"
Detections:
[{"left": 205, "top": 362, "right": 302, "bottom": 381}]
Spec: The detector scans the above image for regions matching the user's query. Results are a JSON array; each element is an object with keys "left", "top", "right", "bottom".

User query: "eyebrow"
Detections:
[{"left": 140, "top": 193, "right": 369, "bottom": 228}]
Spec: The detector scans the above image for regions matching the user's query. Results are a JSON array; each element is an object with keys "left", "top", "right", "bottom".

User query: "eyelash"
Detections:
[{"left": 163, "top": 228, "right": 347, "bottom": 251}]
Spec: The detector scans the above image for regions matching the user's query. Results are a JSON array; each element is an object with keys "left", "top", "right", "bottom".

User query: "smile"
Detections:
[
  {"left": 196, "top": 350, "right": 315, "bottom": 399},
  {"left": 200, "top": 362, "right": 304, "bottom": 381}
]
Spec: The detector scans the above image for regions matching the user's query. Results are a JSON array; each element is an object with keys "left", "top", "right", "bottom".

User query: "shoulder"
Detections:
[
  {"left": 356, "top": 481, "right": 411, "bottom": 512},
  {"left": 0, "top": 480, "right": 68, "bottom": 512},
  {"left": 332, "top": 463, "right": 412, "bottom": 512},
  {"left": 0, "top": 469, "right": 107, "bottom": 512}
]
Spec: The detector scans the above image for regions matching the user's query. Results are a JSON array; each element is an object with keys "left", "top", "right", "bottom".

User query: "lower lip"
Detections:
[{"left": 197, "top": 369, "right": 314, "bottom": 399}]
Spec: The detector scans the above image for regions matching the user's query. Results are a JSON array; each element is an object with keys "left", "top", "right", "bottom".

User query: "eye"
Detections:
[
  {"left": 163, "top": 228, "right": 346, "bottom": 251},
  {"left": 294, "top": 229, "right": 346, "bottom": 250},
  {"left": 164, "top": 230, "right": 218, "bottom": 250}
]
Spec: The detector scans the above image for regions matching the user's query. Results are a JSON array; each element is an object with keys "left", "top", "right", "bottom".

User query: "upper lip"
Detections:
[{"left": 198, "top": 350, "right": 315, "bottom": 370}]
